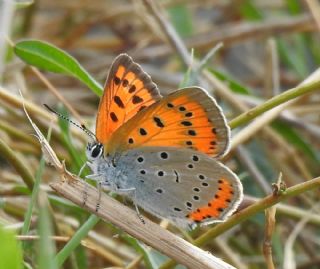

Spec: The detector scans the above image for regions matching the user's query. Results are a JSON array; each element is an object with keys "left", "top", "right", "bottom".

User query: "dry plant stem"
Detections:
[
  {"left": 298, "top": 258, "right": 320, "bottom": 269},
  {"left": 306, "top": 0, "right": 320, "bottom": 31},
  {"left": 53, "top": 215, "right": 130, "bottom": 264},
  {"left": 264, "top": 38, "right": 279, "bottom": 97},
  {"left": 263, "top": 207, "right": 276, "bottom": 269},
  {"left": 126, "top": 255, "right": 143, "bottom": 269},
  {"left": 283, "top": 205, "right": 319, "bottom": 269},
  {"left": 0, "top": 138, "right": 34, "bottom": 190},
  {"left": 141, "top": 0, "right": 247, "bottom": 113},
  {"left": 245, "top": 195, "right": 320, "bottom": 226},
  {"left": 17, "top": 233, "right": 125, "bottom": 265},
  {"left": 0, "top": 119, "right": 40, "bottom": 148},
  {"left": 160, "top": 176, "right": 320, "bottom": 269},
  {"left": 215, "top": 238, "right": 247, "bottom": 269},
  {"left": 137, "top": 15, "right": 315, "bottom": 59},
  {"left": 50, "top": 178, "right": 236, "bottom": 269},
  {"left": 0, "top": 86, "right": 86, "bottom": 143},
  {"left": 141, "top": 0, "right": 191, "bottom": 67},
  {"left": 261, "top": 131, "right": 313, "bottom": 180},
  {"left": 81, "top": 239, "right": 124, "bottom": 266},
  {"left": 30, "top": 67, "right": 84, "bottom": 124},
  {"left": 236, "top": 146, "right": 271, "bottom": 194},
  {"left": 0, "top": 86, "right": 54, "bottom": 121}
]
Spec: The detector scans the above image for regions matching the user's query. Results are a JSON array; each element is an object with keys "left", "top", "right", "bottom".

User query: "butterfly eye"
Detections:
[{"left": 91, "top": 143, "right": 103, "bottom": 158}]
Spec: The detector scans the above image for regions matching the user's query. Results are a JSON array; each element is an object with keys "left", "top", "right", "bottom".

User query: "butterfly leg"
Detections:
[
  {"left": 78, "top": 161, "right": 89, "bottom": 177},
  {"left": 82, "top": 173, "right": 108, "bottom": 207},
  {"left": 116, "top": 187, "right": 145, "bottom": 224},
  {"left": 95, "top": 181, "right": 102, "bottom": 212}
]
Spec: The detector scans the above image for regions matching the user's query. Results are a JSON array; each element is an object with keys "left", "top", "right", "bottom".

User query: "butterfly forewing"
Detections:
[
  {"left": 95, "top": 54, "right": 161, "bottom": 144},
  {"left": 113, "top": 147, "right": 242, "bottom": 228},
  {"left": 106, "top": 87, "right": 230, "bottom": 158}
]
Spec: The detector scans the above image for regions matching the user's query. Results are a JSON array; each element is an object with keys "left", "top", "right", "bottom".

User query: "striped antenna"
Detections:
[{"left": 43, "top": 104, "right": 96, "bottom": 141}]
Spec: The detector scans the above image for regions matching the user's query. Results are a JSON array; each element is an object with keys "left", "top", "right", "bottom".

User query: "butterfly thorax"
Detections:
[{"left": 86, "top": 141, "right": 131, "bottom": 192}]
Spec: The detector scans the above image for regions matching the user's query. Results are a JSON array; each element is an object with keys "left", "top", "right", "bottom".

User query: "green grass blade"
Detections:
[
  {"left": 54, "top": 214, "right": 100, "bottom": 267},
  {"left": 208, "top": 68, "right": 251, "bottom": 95},
  {"left": 239, "top": 0, "right": 263, "bottom": 20},
  {"left": 37, "top": 194, "right": 58, "bottom": 269},
  {"left": 285, "top": 0, "right": 302, "bottom": 15},
  {"left": 56, "top": 105, "right": 85, "bottom": 172},
  {"left": 272, "top": 120, "right": 320, "bottom": 164},
  {"left": 21, "top": 128, "right": 51, "bottom": 245},
  {"left": 14, "top": 40, "right": 103, "bottom": 96},
  {"left": 21, "top": 157, "right": 45, "bottom": 245},
  {"left": 168, "top": 4, "right": 193, "bottom": 38},
  {"left": 179, "top": 49, "right": 194, "bottom": 87},
  {"left": 0, "top": 225, "right": 23, "bottom": 269},
  {"left": 277, "top": 36, "right": 309, "bottom": 78}
]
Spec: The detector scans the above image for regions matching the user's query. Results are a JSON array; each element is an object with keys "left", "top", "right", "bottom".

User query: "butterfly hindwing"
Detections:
[
  {"left": 106, "top": 87, "right": 230, "bottom": 158},
  {"left": 113, "top": 147, "right": 242, "bottom": 228},
  {"left": 95, "top": 54, "right": 161, "bottom": 144}
]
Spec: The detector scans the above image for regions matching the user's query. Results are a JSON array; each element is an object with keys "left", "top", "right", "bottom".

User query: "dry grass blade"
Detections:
[
  {"left": 283, "top": 204, "right": 320, "bottom": 269},
  {"left": 263, "top": 172, "right": 280, "bottom": 269},
  {"left": 263, "top": 206, "right": 276, "bottom": 269}
]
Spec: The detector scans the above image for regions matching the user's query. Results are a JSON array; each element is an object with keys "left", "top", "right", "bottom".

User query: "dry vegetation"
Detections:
[{"left": 0, "top": 0, "right": 320, "bottom": 269}]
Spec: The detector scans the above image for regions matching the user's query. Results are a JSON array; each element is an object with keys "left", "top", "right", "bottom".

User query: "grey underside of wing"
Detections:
[{"left": 114, "top": 147, "right": 242, "bottom": 225}]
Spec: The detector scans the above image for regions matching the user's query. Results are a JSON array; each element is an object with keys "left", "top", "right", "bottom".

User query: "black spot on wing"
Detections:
[
  {"left": 181, "top": 121, "right": 192, "bottom": 126},
  {"left": 129, "top": 85, "right": 136, "bottom": 93},
  {"left": 114, "top": 96, "right": 124, "bottom": 108},
  {"left": 139, "top": 128, "right": 147, "bottom": 136},
  {"left": 110, "top": 112, "right": 118, "bottom": 122},
  {"left": 132, "top": 95, "right": 143, "bottom": 104},
  {"left": 114, "top": 76, "right": 121, "bottom": 85},
  {"left": 153, "top": 116, "right": 164, "bottom": 128}
]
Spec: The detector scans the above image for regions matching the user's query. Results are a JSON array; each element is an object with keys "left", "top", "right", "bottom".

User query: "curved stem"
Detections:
[{"left": 229, "top": 80, "right": 320, "bottom": 129}]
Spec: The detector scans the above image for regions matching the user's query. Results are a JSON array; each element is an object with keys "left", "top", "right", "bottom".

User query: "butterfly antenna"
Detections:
[{"left": 43, "top": 104, "right": 96, "bottom": 140}]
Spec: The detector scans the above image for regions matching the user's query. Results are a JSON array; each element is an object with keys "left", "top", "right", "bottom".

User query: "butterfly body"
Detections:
[{"left": 86, "top": 54, "right": 243, "bottom": 228}]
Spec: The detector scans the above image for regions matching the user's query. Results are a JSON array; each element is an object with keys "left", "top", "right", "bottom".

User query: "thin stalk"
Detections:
[
  {"left": 0, "top": 138, "right": 34, "bottom": 190},
  {"left": 229, "top": 79, "right": 320, "bottom": 129}
]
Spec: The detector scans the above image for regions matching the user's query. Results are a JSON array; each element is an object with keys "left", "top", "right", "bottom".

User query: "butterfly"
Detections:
[{"left": 85, "top": 54, "right": 243, "bottom": 228}]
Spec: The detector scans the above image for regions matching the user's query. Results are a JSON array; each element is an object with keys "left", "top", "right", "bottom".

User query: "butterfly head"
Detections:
[{"left": 86, "top": 142, "right": 104, "bottom": 161}]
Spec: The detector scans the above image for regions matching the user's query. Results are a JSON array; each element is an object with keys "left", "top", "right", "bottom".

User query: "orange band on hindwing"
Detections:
[{"left": 186, "top": 178, "right": 234, "bottom": 222}]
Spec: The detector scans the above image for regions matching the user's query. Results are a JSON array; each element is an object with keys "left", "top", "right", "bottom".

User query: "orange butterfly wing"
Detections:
[
  {"left": 95, "top": 54, "right": 161, "bottom": 144},
  {"left": 105, "top": 87, "right": 230, "bottom": 158}
]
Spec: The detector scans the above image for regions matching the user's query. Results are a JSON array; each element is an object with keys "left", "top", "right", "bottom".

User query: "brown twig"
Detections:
[
  {"left": 263, "top": 175, "right": 280, "bottom": 269},
  {"left": 136, "top": 15, "right": 315, "bottom": 59},
  {"left": 263, "top": 206, "right": 276, "bottom": 269},
  {"left": 50, "top": 178, "right": 236, "bottom": 269},
  {"left": 305, "top": 0, "right": 320, "bottom": 32}
]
